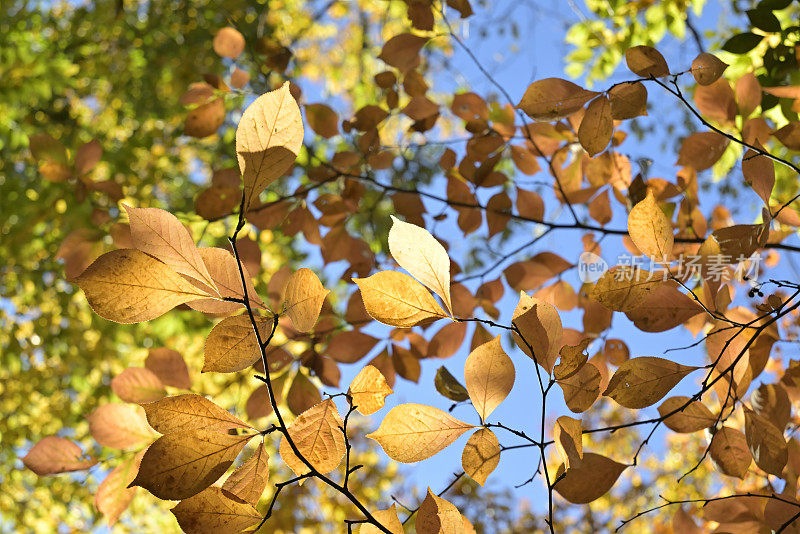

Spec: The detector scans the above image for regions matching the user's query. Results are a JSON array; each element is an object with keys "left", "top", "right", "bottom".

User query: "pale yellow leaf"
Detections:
[
  {"left": 221, "top": 442, "right": 269, "bottom": 506},
  {"left": 348, "top": 365, "right": 394, "bottom": 416},
  {"left": 95, "top": 450, "right": 144, "bottom": 525},
  {"left": 203, "top": 315, "right": 273, "bottom": 373},
  {"left": 88, "top": 404, "right": 157, "bottom": 449},
  {"left": 22, "top": 436, "right": 97, "bottom": 476},
  {"left": 353, "top": 271, "right": 448, "bottom": 328},
  {"left": 464, "top": 336, "right": 514, "bottom": 421},
  {"left": 236, "top": 82, "right": 303, "bottom": 211},
  {"left": 627, "top": 190, "right": 673, "bottom": 261},
  {"left": 283, "top": 268, "right": 330, "bottom": 332},
  {"left": 554, "top": 416, "right": 583, "bottom": 469},
  {"left": 461, "top": 428, "right": 501, "bottom": 486},
  {"left": 388, "top": 216, "right": 452, "bottom": 315},
  {"left": 141, "top": 394, "right": 251, "bottom": 434},
  {"left": 171, "top": 486, "right": 261, "bottom": 534},
  {"left": 359, "top": 504, "right": 404, "bottom": 534},
  {"left": 366, "top": 403, "right": 474, "bottom": 463}
]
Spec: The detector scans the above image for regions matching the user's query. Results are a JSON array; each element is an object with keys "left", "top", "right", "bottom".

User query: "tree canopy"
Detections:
[{"left": 5, "top": 0, "right": 800, "bottom": 532}]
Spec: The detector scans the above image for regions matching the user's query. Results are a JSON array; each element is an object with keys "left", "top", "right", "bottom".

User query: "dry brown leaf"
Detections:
[
  {"left": 627, "top": 190, "right": 673, "bottom": 261},
  {"left": 22, "top": 436, "right": 97, "bottom": 476},
  {"left": 657, "top": 396, "right": 716, "bottom": 433},
  {"left": 213, "top": 27, "right": 245, "bottom": 58},
  {"left": 279, "top": 399, "right": 346, "bottom": 476},
  {"left": 236, "top": 82, "right": 303, "bottom": 211},
  {"left": 221, "top": 442, "right": 269, "bottom": 506},
  {"left": 603, "top": 357, "right": 698, "bottom": 409},
  {"left": 124, "top": 205, "right": 217, "bottom": 294},
  {"left": 517, "top": 78, "right": 599, "bottom": 122},
  {"left": 554, "top": 415, "right": 583, "bottom": 469},
  {"left": 624, "top": 283, "right": 703, "bottom": 333},
  {"left": 131, "top": 428, "right": 255, "bottom": 500},
  {"left": 353, "top": 271, "right": 448, "bottom": 328},
  {"left": 388, "top": 216, "right": 453, "bottom": 315},
  {"left": 625, "top": 46, "right": 669, "bottom": 77},
  {"left": 359, "top": 504, "right": 404, "bottom": 534},
  {"left": 378, "top": 33, "right": 428, "bottom": 72},
  {"left": 578, "top": 95, "right": 612, "bottom": 156},
  {"left": 553, "top": 338, "right": 591, "bottom": 381},
  {"left": 111, "top": 368, "right": 166, "bottom": 404},
  {"left": 464, "top": 336, "right": 514, "bottom": 421},
  {"left": 95, "top": 451, "right": 144, "bottom": 525},
  {"left": 74, "top": 249, "right": 211, "bottom": 323},
  {"left": 416, "top": 488, "right": 466, "bottom": 534},
  {"left": 512, "top": 292, "right": 562, "bottom": 373},
  {"left": 203, "top": 314, "right": 272, "bottom": 373},
  {"left": 366, "top": 403, "right": 474, "bottom": 463},
  {"left": 677, "top": 131, "right": 729, "bottom": 171},
  {"left": 590, "top": 267, "right": 663, "bottom": 312},
  {"left": 348, "top": 365, "right": 394, "bottom": 415},
  {"left": 710, "top": 426, "right": 751, "bottom": 479},
  {"left": 305, "top": 103, "right": 339, "bottom": 138},
  {"left": 286, "top": 371, "right": 322, "bottom": 416},
  {"left": 75, "top": 139, "right": 102, "bottom": 175},
  {"left": 171, "top": 486, "right": 261, "bottom": 534},
  {"left": 742, "top": 144, "right": 775, "bottom": 206},
  {"left": 691, "top": 53, "right": 728, "bottom": 86},
  {"left": 88, "top": 404, "right": 157, "bottom": 449},
  {"left": 736, "top": 72, "right": 762, "bottom": 118},
  {"left": 558, "top": 362, "right": 601, "bottom": 413},
  {"left": 744, "top": 407, "right": 788, "bottom": 476},
  {"left": 609, "top": 82, "right": 647, "bottom": 120},
  {"left": 751, "top": 383, "right": 791, "bottom": 431},
  {"left": 554, "top": 452, "right": 627, "bottom": 504},
  {"left": 461, "top": 428, "right": 501, "bottom": 486},
  {"left": 283, "top": 268, "right": 330, "bottom": 332},
  {"left": 141, "top": 394, "right": 251, "bottom": 434}
]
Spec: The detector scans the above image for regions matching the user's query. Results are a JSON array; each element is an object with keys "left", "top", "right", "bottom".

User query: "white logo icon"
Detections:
[{"left": 578, "top": 252, "right": 608, "bottom": 283}]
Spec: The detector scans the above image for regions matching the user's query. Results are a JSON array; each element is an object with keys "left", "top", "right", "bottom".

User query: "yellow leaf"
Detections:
[
  {"left": 554, "top": 416, "right": 583, "bottom": 469},
  {"left": 578, "top": 95, "right": 612, "bottom": 156},
  {"left": 388, "top": 216, "right": 453, "bottom": 315},
  {"left": 366, "top": 403, "right": 474, "bottom": 463},
  {"left": 221, "top": 442, "right": 269, "bottom": 506},
  {"left": 359, "top": 504, "right": 404, "bottom": 534},
  {"left": 279, "top": 399, "right": 346, "bottom": 476},
  {"left": 141, "top": 394, "right": 251, "bottom": 434},
  {"left": 627, "top": 190, "right": 673, "bottom": 261},
  {"left": 186, "top": 247, "right": 264, "bottom": 315},
  {"left": 124, "top": 205, "right": 218, "bottom": 294},
  {"left": 709, "top": 426, "right": 751, "bottom": 479},
  {"left": 236, "top": 82, "right": 304, "bottom": 211},
  {"left": 554, "top": 452, "right": 627, "bottom": 504},
  {"left": 130, "top": 428, "right": 254, "bottom": 500},
  {"left": 590, "top": 267, "right": 663, "bottom": 312},
  {"left": 557, "top": 363, "right": 601, "bottom": 413},
  {"left": 88, "top": 404, "right": 157, "bottom": 449},
  {"left": 283, "top": 268, "right": 330, "bottom": 332},
  {"left": 553, "top": 338, "right": 591, "bottom": 381},
  {"left": 111, "top": 368, "right": 166, "bottom": 404},
  {"left": 95, "top": 451, "right": 144, "bottom": 525},
  {"left": 657, "top": 396, "right": 716, "bottom": 433},
  {"left": 512, "top": 292, "right": 562, "bottom": 373},
  {"left": 171, "top": 486, "right": 261, "bottom": 534},
  {"left": 416, "top": 488, "right": 466, "bottom": 534},
  {"left": 625, "top": 46, "right": 669, "bottom": 77},
  {"left": 74, "top": 249, "right": 211, "bottom": 323},
  {"left": 353, "top": 271, "right": 448, "bottom": 328},
  {"left": 464, "top": 336, "right": 514, "bottom": 421},
  {"left": 461, "top": 428, "right": 501, "bottom": 486},
  {"left": 203, "top": 314, "right": 273, "bottom": 373},
  {"left": 744, "top": 408, "right": 788, "bottom": 476},
  {"left": 348, "top": 365, "right": 394, "bottom": 416},
  {"left": 516, "top": 78, "right": 599, "bottom": 121},
  {"left": 603, "top": 357, "right": 698, "bottom": 409}
]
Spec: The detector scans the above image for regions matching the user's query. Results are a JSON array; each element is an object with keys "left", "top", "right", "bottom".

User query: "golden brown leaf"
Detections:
[
  {"left": 627, "top": 190, "right": 673, "bottom": 261},
  {"left": 461, "top": 428, "right": 501, "bottom": 486},
  {"left": 517, "top": 78, "right": 599, "bottom": 121},
  {"left": 657, "top": 396, "right": 716, "bottom": 433},
  {"left": 348, "top": 365, "right": 394, "bottom": 416},
  {"left": 279, "top": 399, "right": 346, "bottom": 476},
  {"left": 464, "top": 336, "right": 514, "bottom": 421},
  {"left": 416, "top": 488, "right": 465, "bottom": 534},
  {"left": 186, "top": 247, "right": 263, "bottom": 315},
  {"left": 212, "top": 27, "right": 245, "bottom": 58},
  {"left": 141, "top": 394, "right": 251, "bottom": 434},
  {"left": 145, "top": 348, "right": 191, "bottom": 389},
  {"left": 609, "top": 82, "right": 647, "bottom": 120},
  {"left": 353, "top": 271, "right": 448, "bottom": 328},
  {"left": 709, "top": 426, "right": 751, "bottom": 479},
  {"left": 236, "top": 82, "right": 303, "bottom": 211},
  {"left": 557, "top": 363, "right": 601, "bottom": 413},
  {"left": 691, "top": 53, "right": 728, "bottom": 86},
  {"left": 22, "top": 436, "right": 97, "bottom": 476},
  {"left": 625, "top": 46, "right": 669, "bottom": 77},
  {"left": 744, "top": 408, "right": 788, "bottom": 476},
  {"left": 590, "top": 267, "right": 663, "bottom": 312},
  {"left": 677, "top": 131, "right": 729, "bottom": 171},
  {"left": 742, "top": 144, "right": 775, "bottom": 206},
  {"left": 74, "top": 249, "right": 211, "bottom": 323},
  {"left": 283, "top": 268, "right": 330, "bottom": 332},
  {"left": 221, "top": 442, "right": 269, "bottom": 506},
  {"left": 553, "top": 338, "right": 591, "bottom": 381},
  {"left": 203, "top": 314, "right": 272, "bottom": 373},
  {"left": 171, "top": 486, "right": 261, "bottom": 534},
  {"left": 554, "top": 415, "right": 583, "bottom": 469},
  {"left": 603, "top": 357, "right": 698, "bottom": 409},
  {"left": 88, "top": 404, "right": 157, "bottom": 449},
  {"left": 554, "top": 452, "right": 627, "bottom": 504},
  {"left": 578, "top": 95, "right": 612, "bottom": 156},
  {"left": 95, "top": 450, "right": 144, "bottom": 525},
  {"left": 359, "top": 504, "right": 404, "bottom": 534},
  {"left": 111, "top": 367, "right": 166, "bottom": 404},
  {"left": 286, "top": 371, "right": 322, "bottom": 416},
  {"left": 366, "top": 403, "right": 474, "bottom": 463},
  {"left": 305, "top": 103, "right": 339, "bottom": 138},
  {"left": 378, "top": 33, "right": 428, "bottom": 72},
  {"left": 512, "top": 292, "right": 562, "bottom": 373}
]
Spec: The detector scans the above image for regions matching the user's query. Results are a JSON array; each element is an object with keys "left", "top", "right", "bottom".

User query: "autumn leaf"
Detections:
[
  {"left": 124, "top": 205, "right": 218, "bottom": 294},
  {"left": 366, "top": 403, "right": 474, "bottom": 463},
  {"left": 625, "top": 46, "right": 669, "bottom": 77},
  {"left": 22, "top": 436, "right": 97, "bottom": 476},
  {"left": 186, "top": 247, "right": 264, "bottom": 314},
  {"left": 554, "top": 453, "right": 627, "bottom": 504},
  {"left": 348, "top": 365, "right": 394, "bottom": 416},
  {"left": 709, "top": 426, "right": 751, "bottom": 479},
  {"left": 657, "top": 396, "right": 716, "bottom": 433},
  {"left": 95, "top": 450, "right": 145, "bottom": 525},
  {"left": 609, "top": 82, "right": 647, "bottom": 120},
  {"left": 744, "top": 408, "right": 788, "bottom": 476},
  {"left": 279, "top": 399, "right": 346, "bottom": 476},
  {"left": 131, "top": 428, "right": 255, "bottom": 500},
  {"left": 171, "top": 486, "right": 261, "bottom": 534},
  {"left": 553, "top": 338, "right": 591, "bottom": 381},
  {"left": 742, "top": 144, "right": 775, "bottom": 206},
  {"left": 145, "top": 348, "right": 192, "bottom": 390},
  {"left": 283, "top": 267, "right": 330, "bottom": 332},
  {"left": 359, "top": 504, "right": 404, "bottom": 534},
  {"left": 221, "top": 442, "right": 269, "bottom": 506},
  {"left": 691, "top": 53, "right": 727, "bottom": 86},
  {"left": 434, "top": 366, "right": 470, "bottom": 402},
  {"left": 461, "top": 428, "right": 501, "bottom": 486},
  {"left": 203, "top": 314, "right": 272, "bottom": 373},
  {"left": 111, "top": 367, "right": 167, "bottom": 404},
  {"left": 88, "top": 404, "right": 158, "bottom": 449},
  {"left": 212, "top": 27, "right": 245, "bottom": 58},
  {"left": 74, "top": 249, "right": 212, "bottom": 323},
  {"left": 578, "top": 95, "right": 612, "bottom": 156},
  {"left": 517, "top": 78, "right": 599, "bottom": 121},
  {"left": 590, "top": 267, "right": 663, "bottom": 312},
  {"left": 236, "top": 82, "right": 304, "bottom": 211},
  {"left": 416, "top": 488, "right": 465, "bottom": 533},
  {"left": 554, "top": 416, "right": 583, "bottom": 469},
  {"left": 512, "top": 292, "right": 562, "bottom": 373},
  {"left": 603, "top": 357, "right": 698, "bottom": 409},
  {"left": 388, "top": 216, "right": 453, "bottom": 315},
  {"left": 627, "top": 190, "right": 673, "bottom": 261},
  {"left": 353, "top": 271, "right": 448, "bottom": 328},
  {"left": 558, "top": 363, "right": 601, "bottom": 413},
  {"left": 464, "top": 336, "right": 514, "bottom": 421},
  {"left": 141, "top": 394, "right": 251, "bottom": 434}
]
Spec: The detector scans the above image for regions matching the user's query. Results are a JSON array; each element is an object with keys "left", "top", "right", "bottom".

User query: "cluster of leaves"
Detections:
[{"left": 12, "top": 1, "right": 800, "bottom": 533}]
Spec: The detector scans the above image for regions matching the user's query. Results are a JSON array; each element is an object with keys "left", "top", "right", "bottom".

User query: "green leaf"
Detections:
[
  {"left": 746, "top": 9, "right": 781, "bottom": 33},
  {"left": 757, "top": 0, "right": 793, "bottom": 10},
  {"left": 722, "top": 33, "right": 763, "bottom": 54}
]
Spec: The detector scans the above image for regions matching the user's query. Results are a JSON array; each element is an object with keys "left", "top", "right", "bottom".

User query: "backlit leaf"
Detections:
[
  {"left": 366, "top": 403, "right": 474, "bottom": 463},
  {"left": 212, "top": 27, "right": 245, "bottom": 58},
  {"left": 88, "top": 404, "right": 157, "bottom": 449},
  {"left": 461, "top": 428, "right": 501, "bottom": 486},
  {"left": 517, "top": 78, "right": 599, "bottom": 121},
  {"left": 221, "top": 442, "right": 269, "bottom": 506},
  {"left": 464, "top": 336, "right": 514, "bottom": 421},
  {"left": 171, "top": 486, "right": 261, "bottom": 534},
  {"left": 236, "top": 82, "right": 304, "bottom": 211},
  {"left": 353, "top": 271, "right": 448, "bottom": 328},
  {"left": 359, "top": 504, "right": 404, "bottom": 534},
  {"left": 145, "top": 348, "right": 191, "bottom": 390},
  {"left": 22, "top": 436, "right": 97, "bottom": 476},
  {"left": 625, "top": 46, "right": 669, "bottom": 77},
  {"left": 203, "top": 315, "right": 272, "bottom": 373},
  {"left": 416, "top": 488, "right": 465, "bottom": 534},
  {"left": 348, "top": 365, "right": 394, "bottom": 415},
  {"left": 283, "top": 268, "right": 330, "bottom": 332},
  {"left": 554, "top": 452, "right": 627, "bottom": 504},
  {"left": 742, "top": 144, "right": 775, "bottom": 206},
  {"left": 558, "top": 363, "right": 601, "bottom": 413},
  {"left": 553, "top": 338, "right": 591, "bottom": 381},
  {"left": 603, "top": 357, "right": 698, "bottom": 409},
  {"left": 141, "top": 394, "right": 251, "bottom": 434},
  {"left": 710, "top": 426, "right": 751, "bottom": 479},
  {"left": 74, "top": 249, "right": 212, "bottom": 323},
  {"left": 744, "top": 408, "right": 788, "bottom": 476},
  {"left": 388, "top": 216, "right": 452, "bottom": 315},
  {"left": 657, "top": 396, "right": 716, "bottom": 433},
  {"left": 111, "top": 368, "right": 166, "bottom": 404},
  {"left": 512, "top": 292, "right": 562, "bottom": 373},
  {"left": 609, "top": 82, "right": 647, "bottom": 119},
  {"left": 590, "top": 267, "right": 663, "bottom": 312},
  {"left": 95, "top": 451, "right": 144, "bottom": 525},
  {"left": 554, "top": 416, "right": 583, "bottom": 469},
  {"left": 578, "top": 95, "right": 612, "bottom": 156},
  {"left": 279, "top": 399, "right": 346, "bottom": 476},
  {"left": 691, "top": 53, "right": 728, "bottom": 86},
  {"left": 627, "top": 190, "right": 673, "bottom": 261}
]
